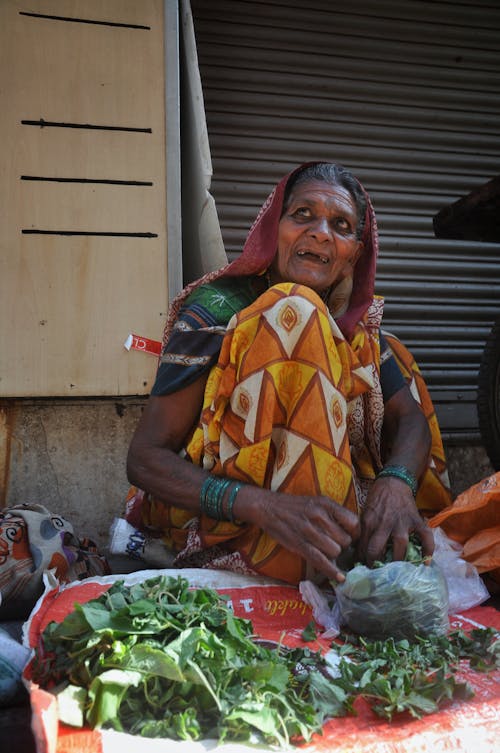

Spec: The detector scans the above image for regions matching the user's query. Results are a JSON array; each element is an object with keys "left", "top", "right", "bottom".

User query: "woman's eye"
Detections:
[
  {"left": 334, "top": 217, "right": 351, "bottom": 232},
  {"left": 293, "top": 207, "right": 311, "bottom": 218}
]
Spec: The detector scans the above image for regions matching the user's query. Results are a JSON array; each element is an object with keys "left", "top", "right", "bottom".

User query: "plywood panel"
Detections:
[
  {"left": 18, "top": 182, "right": 163, "bottom": 232},
  {"left": 0, "top": 0, "right": 168, "bottom": 396},
  {"left": 16, "top": 0, "right": 157, "bottom": 25},
  {"left": 11, "top": 128, "right": 162, "bottom": 182},
  {"left": 5, "top": 236, "right": 167, "bottom": 396},
  {"left": 12, "top": 20, "right": 161, "bottom": 123}
]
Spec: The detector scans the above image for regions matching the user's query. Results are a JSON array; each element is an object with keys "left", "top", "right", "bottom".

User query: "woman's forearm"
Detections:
[
  {"left": 381, "top": 387, "right": 431, "bottom": 480},
  {"left": 127, "top": 439, "right": 206, "bottom": 510},
  {"left": 126, "top": 380, "right": 217, "bottom": 513}
]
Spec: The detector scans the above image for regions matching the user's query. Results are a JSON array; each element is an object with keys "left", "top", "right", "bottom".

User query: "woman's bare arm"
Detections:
[{"left": 127, "top": 376, "right": 210, "bottom": 505}]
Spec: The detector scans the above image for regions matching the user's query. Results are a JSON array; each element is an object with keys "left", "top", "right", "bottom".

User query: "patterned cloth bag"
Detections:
[{"left": 0, "top": 503, "right": 110, "bottom": 616}]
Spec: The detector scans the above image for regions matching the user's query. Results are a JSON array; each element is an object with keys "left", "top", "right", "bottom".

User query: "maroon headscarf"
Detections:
[{"left": 163, "top": 162, "right": 379, "bottom": 345}]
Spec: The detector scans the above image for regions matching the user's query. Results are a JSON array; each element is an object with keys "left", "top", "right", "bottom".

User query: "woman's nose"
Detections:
[{"left": 309, "top": 217, "right": 332, "bottom": 241}]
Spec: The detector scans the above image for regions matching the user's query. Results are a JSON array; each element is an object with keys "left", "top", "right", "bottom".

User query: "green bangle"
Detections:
[
  {"left": 225, "top": 482, "right": 244, "bottom": 523},
  {"left": 376, "top": 465, "right": 418, "bottom": 497},
  {"left": 200, "top": 476, "right": 233, "bottom": 520}
]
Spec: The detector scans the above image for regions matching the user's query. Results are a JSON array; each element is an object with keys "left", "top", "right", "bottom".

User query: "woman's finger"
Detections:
[
  {"left": 390, "top": 531, "right": 409, "bottom": 562},
  {"left": 327, "top": 500, "right": 361, "bottom": 540},
  {"left": 415, "top": 521, "right": 435, "bottom": 558},
  {"left": 301, "top": 540, "right": 347, "bottom": 583},
  {"left": 363, "top": 528, "right": 391, "bottom": 566}
]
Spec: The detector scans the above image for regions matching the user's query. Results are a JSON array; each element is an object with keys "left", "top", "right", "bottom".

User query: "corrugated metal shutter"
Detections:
[{"left": 190, "top": 0, "right": 500, "bottom": 436}]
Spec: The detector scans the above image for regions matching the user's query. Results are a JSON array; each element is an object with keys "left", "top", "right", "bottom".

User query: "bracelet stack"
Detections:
[
  {"left": 376, "top": 465, "right": 418, "bottom": 498},
  {"left": 199, "top": 476, "right": 244, "bottom": 523}
]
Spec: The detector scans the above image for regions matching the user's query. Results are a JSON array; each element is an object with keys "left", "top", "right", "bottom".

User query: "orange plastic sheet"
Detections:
[
  {"left": 429, "top": 472, "right": 500, "bottom": 583},
  {"left": 23, "top": 568, "right": 500, "bottom": 753}
]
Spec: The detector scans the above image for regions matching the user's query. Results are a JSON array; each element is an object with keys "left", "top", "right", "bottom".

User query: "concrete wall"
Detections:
[
  {"left": 444, "top": 442, "right": 495, "bottom": 499},
  {"left": 0, "top": 400, "right": 495, "bottom": 553},
  {"left": 1, "top": 399, "right": 145, "bottom": 551}
]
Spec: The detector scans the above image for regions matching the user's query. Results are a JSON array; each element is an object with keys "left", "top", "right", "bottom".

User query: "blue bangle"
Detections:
[{"left": 376, "top": 465, "right": 418, "bottom": 497}]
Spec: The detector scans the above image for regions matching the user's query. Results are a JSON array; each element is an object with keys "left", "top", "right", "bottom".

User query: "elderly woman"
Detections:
[{"left": 126, "top": 162, "right": 451, "bottom": 585}]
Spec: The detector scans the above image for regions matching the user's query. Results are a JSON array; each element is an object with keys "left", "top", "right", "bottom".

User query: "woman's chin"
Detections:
[{"left": 287, "top": 272, "right": 334, "bottom": 296}]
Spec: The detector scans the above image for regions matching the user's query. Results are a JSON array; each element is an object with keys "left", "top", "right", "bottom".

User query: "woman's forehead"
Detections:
[{"left": 285, "top": 180, "right": 358, "bottom": 213}]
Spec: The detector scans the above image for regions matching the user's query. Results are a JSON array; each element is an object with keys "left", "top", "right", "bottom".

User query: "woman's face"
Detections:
[{"left": 270, "top": 179, "right": 364, "bottom": 294}]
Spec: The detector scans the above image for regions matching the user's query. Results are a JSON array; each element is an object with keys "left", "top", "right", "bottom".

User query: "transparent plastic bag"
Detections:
[
  {"left": 299, "top": 580, "right": 342, "bottom": 639},
  {"left": 335, "top": 560, "right": 449, "bottom": 640},
  {"left": 432, "top": 527, "right": 490, "bottom": 613},
  {"left": 299, "top": 529, "right": 489, "bottom": 641}
]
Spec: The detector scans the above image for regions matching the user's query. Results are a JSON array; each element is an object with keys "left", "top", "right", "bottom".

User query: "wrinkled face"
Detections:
[{"left": 270, "top": 180, "right": 364, "bottom": 294}]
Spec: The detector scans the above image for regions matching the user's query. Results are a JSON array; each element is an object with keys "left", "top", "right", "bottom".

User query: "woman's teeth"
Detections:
[{"left": 297, "top": 250, "right": 328, "bottom": 264}]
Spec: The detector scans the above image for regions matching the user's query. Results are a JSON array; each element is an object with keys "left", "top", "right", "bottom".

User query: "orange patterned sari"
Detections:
[{"left": 130, "top": 283, "right": 451, "bottom": 584}]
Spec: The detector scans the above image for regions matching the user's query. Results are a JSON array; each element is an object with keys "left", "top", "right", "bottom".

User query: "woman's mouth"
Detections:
[{"left": 297, "top": 250, "right": 329, "bottom": 264}]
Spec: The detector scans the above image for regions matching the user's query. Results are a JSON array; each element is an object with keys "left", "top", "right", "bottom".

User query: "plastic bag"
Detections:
[
  {"left": 0, "top": 628, "right": 31, "bottom": 706},
  {"left": 109, "top": 517, "right": 176, "bottom": 568},
  {"left": 335, "top": 560, "right": 449, "bottom": 640},
  {"left": 432, "top": 527, "right": 490, "bottom": 613},
  {"left": 429, "top": 471, "right": 500, "bottom": 587},
  {"left": 298, "top": 580, "right": 342, "bottom": 639},
  {"left": 300, "top": 530, "right": 489, "bottom": 640}
]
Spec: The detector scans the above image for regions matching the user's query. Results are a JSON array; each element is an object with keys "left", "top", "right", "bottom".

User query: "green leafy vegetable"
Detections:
[
  {"left": 329, "top": 628, "right": 499, "bottom": 721},
  {"left": 302, "top": 620, "right": 317, "bottom": 642},
  {"left": 376, "top": 534, "right": 427, "bottom": 567},
  {"left": 31, "top": 576, "right": 345, "bottom": 746},
  {"left": 31, "top": 575, "right": 499, "bottom": 746}
]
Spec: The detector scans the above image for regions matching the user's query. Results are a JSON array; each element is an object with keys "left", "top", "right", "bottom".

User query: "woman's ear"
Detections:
[{"left": 352, "top": 241, "right": 364, "bottom": 266}]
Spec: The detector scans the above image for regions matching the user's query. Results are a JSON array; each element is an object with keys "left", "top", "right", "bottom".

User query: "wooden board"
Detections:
[{"left": 0, "top": 0, "right": 168, "bottom": 396}]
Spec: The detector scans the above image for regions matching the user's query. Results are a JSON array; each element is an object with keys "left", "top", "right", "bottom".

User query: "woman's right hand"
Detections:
[{"left": 234, "top": 486, "right": 360, "bottom": 583}]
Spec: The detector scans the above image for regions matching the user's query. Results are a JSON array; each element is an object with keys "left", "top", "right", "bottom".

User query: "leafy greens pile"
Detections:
[
  {"left": 31, "top": 575, "right": 499, "bottom": 747},
  {"left": 31, "top": 575, "right": 346, "bottom": 746},
  {"left": 326, "top": 627, "right": 499, "bottom": 720}
]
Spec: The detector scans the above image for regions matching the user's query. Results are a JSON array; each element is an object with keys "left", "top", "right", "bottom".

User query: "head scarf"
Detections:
[{"left": 163, "top": 162, "right": 379, "bottom": 345}]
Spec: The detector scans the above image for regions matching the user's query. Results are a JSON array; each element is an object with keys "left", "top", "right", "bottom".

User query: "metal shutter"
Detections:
[{"left": 189, "top": 0, "right": 500, "bottom": 436}]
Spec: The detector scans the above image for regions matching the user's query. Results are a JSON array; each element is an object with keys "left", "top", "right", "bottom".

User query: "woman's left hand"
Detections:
[
  {"left": 358, "top": 384, "right": 434, "bottom": 566},
  {"left": 358, "top": 475, "right": 434, "bottom": 566}
]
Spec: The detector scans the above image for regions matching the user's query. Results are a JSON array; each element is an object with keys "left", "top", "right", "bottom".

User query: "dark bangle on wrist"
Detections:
[
  {"left": 200, "top": 475, "right": 245, "bottom": 522},
  {"left": 376, "top": 465, "right": 418, "bottom": 497}
]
